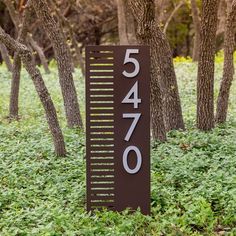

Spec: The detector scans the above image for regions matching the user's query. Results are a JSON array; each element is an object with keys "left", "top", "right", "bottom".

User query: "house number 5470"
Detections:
[{"left": 122, "top": 49, "right": 142, "bottom": 175}]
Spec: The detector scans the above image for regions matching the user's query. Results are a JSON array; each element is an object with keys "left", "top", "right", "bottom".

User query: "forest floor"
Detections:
[{"left": 0, "top": 61, "right": 236, "bottom": 235}]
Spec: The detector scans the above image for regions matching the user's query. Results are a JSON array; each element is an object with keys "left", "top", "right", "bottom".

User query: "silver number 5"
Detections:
[{"left": 122, "top": 49, "right": 140, "bottom": 78}]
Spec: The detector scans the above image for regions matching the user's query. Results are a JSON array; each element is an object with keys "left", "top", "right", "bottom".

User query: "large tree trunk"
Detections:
[
  {"left": 0, "top": 43, "right": 12, "bottom": 72},
  {"left": 0, "top": 25, "right": 66, "bottom": 157},
  {"left": 32, "top": 0, "right": 83, "bottom": 128},
  {"left": 215, "top": 0, "right": 236, "bottom": 123},
  {"left": 190, "top": 0, "right": 201, "bottom": 61},
  {"left": 128, "top": 0, "right": 185, "bottom": 134},
  {"left": 128, "top": 0, "right": 167, "bottom": 141},
  {"left": 197, "top": 0, "right": 219, "bottom": 131}
]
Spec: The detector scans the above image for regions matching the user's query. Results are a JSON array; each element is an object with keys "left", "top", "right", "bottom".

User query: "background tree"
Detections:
[
  {"left": 32, "top": 0, "right": 83, "bottom": 128},
  {"left": 190, "top": 0, "right": 201, "bottom": 61},
  {"left": 0, "top": 25, "right": 66, "bottom": 157},
  {"left": 197, "top": 0, "right": 219, "bottom": 131},
  {"left": 216, "top": 0, "right": 236, "bottom": 123},
  {"left": 128, "top": 0, "right": 185, "bottom": 136}
]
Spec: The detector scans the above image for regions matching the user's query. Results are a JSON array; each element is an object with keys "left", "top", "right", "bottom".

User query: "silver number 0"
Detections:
[{"left": 123, "top": 146, "right": 142, "bottom": 174}]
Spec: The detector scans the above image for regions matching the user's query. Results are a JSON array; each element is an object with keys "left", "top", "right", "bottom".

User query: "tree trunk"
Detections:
[
  {"left": 190, "top": 0, "right": 201, "bottom": 61},
  {"left": 215, "top": 0, "right": 236, "bottom": 123},
  {"left": 197, "top": 0, "right": 219, "bottom": 131},
  {"left": 49, "top": 0, "right": 85, "bottom": 76},
  {"left": 128, "top": 0, "right": 185, "bottom": 134},
  {"left": 28, "top": 36, "right": 50, "bottom": 74},
  {"left": 32, "top": 0, "right": 83, "bottom": 128},
  {"left": 0, "top": 25, "right": 66, "bottom": 157},
  {"left": 9, "top": 54, "right": 21, "bottom": 119},
  {"left": 117, "top": 0, "right": 129, "bottom": 45},
  {"left": 3, "top": 0, "right": 22, "bottom": 119},
  {"left": 0, "top": 43, "right": 12, "bottom": 72}
]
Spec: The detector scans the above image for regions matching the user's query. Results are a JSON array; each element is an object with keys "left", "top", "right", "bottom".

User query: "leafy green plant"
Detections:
[{"left": 0, "top": 63, "right": 235, "bottom": 235}]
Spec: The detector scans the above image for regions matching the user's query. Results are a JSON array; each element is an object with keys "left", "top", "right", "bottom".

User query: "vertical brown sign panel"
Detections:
[{"left": 86, "top": 46, "right": 150, "bottom": 215}]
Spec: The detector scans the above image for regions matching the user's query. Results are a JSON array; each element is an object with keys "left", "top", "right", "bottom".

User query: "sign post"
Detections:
[{"left": 86, "top": 46, "right": 150, "bottom": 215}]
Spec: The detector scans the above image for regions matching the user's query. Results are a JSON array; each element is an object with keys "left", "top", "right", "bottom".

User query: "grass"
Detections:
[{"left": 0, "top": 62, "right": 236, "bottom": 235}]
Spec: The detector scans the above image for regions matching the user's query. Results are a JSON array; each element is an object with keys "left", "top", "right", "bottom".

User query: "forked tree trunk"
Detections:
[
  {"left": 0, "top": 26, "right": 66, "bottom": 157},
  {"left": 197, "top": 0, "right": 219, "bottom": 131},
  {"left": 0, "top": 43, "right": 12, "bottom": 72},
  {"left": 128, "top": 0, "right": 185, "bottom": 134},
  {"left": 190, "top": 0, "right": 201, "bottom": 61},
  {"left": 32, "top": 0, "right": 83, "bottom": 128},
  {"left": 215, "top": 0, "right": 236, "bottom": 123}
]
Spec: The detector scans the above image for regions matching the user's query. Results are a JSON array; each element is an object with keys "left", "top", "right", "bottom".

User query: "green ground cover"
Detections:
[{"left": 0, "top": 62, "right": 236, "bottom": 235}]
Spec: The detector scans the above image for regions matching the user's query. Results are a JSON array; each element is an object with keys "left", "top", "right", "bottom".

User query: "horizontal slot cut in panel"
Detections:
[
  {"left": 89, "top": 72, "right": 114, "bottom": 77},
  {"left": 89, "top": 84, "right": 114, "bottom": 89},
  {"left": 90, "top": 201, "right": 115, "bottom": 205},
  {"left": 89, "top": 59, "right": 114, "bottom": 64},
  {"left": 89, "top": 90, "right": 114, "bottom": 95},
  {"left": 89, "top": 65, "right": 114, "bottom": 71},
  {"left": 90, "top": 196, "right": 114, "bottom": 201},
  {"left": 90, "top": 170, "right": 114, "bottom": 175},
  {"left": 90, "top": 160, "right": 114, "bottom": 164},
  {"left": 90, "top": 104, "right": 114, "bottom": 108},
  {"left": 90, "top": 183, "right": 114, "bottom": 188},
  {"left": 89, "top": 52, "right": 114, "bottom": 57},
  {"left": 91, "top": 164, "right": 114, "bottom": 169},
  {"left": 90, "top": 189, "right": 114, "bottom": 195}
]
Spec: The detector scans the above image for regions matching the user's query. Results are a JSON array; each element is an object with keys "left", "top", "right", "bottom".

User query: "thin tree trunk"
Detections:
[
  {"left": 163, "top": 1, "right": 184, "bottom": 34},
  {"left": 32, "top": 0, "right": 83, "bottom": 128},
  {"left": 197, "top": 0, "right": 219, "bottom": 131},
  {"left": 0, "top": 25, "right": 66, "bottom": 157},
  {"left": 190, "top": 0, "right": 201, "bottom": 61},
  {"left": 129, "top": 0, "right": 185, "bottom": 134},
  {"left": 117, "top": 0, "right": 129, "bottom": 45},
  {"left": 3, "top": 0, "right": 22, "bottom": 119},
  {"left": 215, "top": 0, "right": 236, "bottom": 123},
  {"left": 0, "top": 43, "right": 12, "bottom": 72},
  {"left": 49, "top": 0, "right": 85, "bottom": 76},
  {"left": 28, "top": 36, "right": 50, "bottom": 74},
  {"left": 9, "top": 54, "right": 21, "bottom": 119}
]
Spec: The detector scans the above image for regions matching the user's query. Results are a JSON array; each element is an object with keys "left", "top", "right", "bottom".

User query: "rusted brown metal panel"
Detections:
[{"left": 86, "top": 46, "right": 150, "bottom": 215}]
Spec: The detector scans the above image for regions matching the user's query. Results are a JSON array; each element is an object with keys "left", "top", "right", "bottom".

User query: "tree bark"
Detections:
[
  {"left": 190, "top": 0, "right": 201, "bottom": 61},
  {"left": 0, "top": 43, "right": 12, "bottom": 72},
  {"left": 197, "top": 0, "right": 219, "bottom": 131},
  {"left": 215, "top": 0, "right": 236, "bottom": 123},
  {"left": 0, "top": 25, "right": 67, "bottom": 157},
  {"left": 32, "top": 0, "right": 83, "bottom": 128},
  {"left": 128, "top": 0, "right": 185, "bottom": 134}
]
